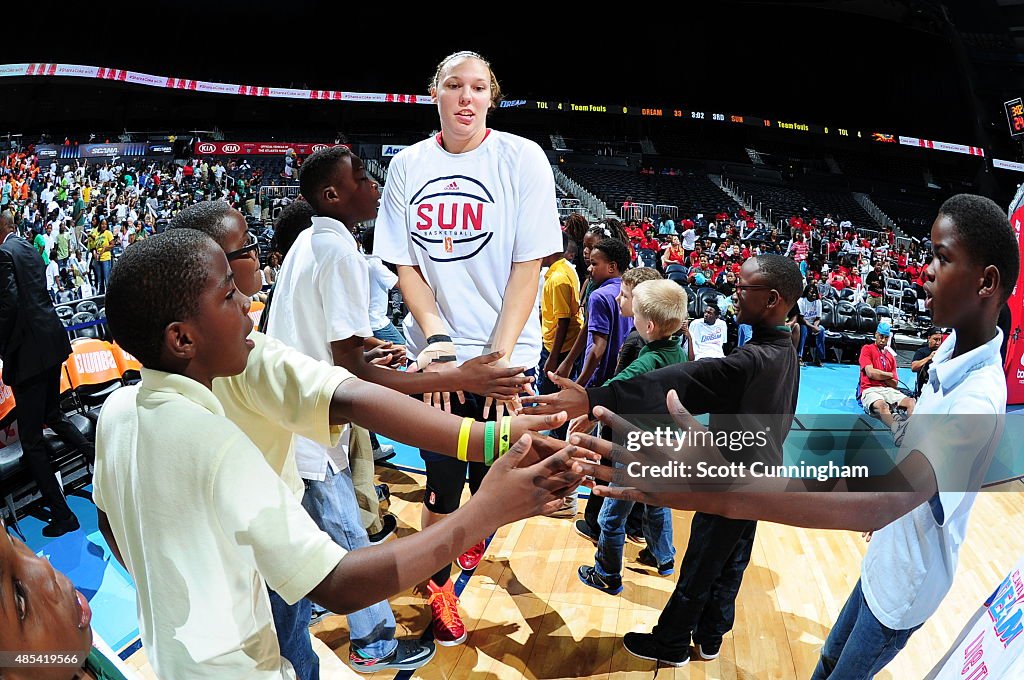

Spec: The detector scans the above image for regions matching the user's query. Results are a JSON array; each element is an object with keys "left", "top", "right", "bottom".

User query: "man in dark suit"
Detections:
[{"left": 0, "top": 209, "right": 94, "bottom": 537}]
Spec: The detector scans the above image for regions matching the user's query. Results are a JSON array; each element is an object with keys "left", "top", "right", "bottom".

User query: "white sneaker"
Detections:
[
  {"left": 373, "top": 444, "right": 396, "bottom": 462},
  {"left": 550, "top": 494, "right": 578, "bottom": 518}
]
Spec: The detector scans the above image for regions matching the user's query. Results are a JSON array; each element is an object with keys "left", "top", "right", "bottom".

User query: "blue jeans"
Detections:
[
  {"left": 800, "top": 325, "right": 826, "bottom": 360},
  {"left": 100, "top": 259, "right": 112, "bottom": 287},
  {"left": 536, "top": 347, "right": 582, "bottom": 394},
  {"left": 737, "top": 324, "right": 753, "bottom": 347},
  {"left": 302, "top": 466, "right": 398, "bottom": 658},
  {"left": 594, "top": 466, "right": 674, "bottom": 579},
  {"left": 811, "top": 580, "right": 922, "bottom": 679},
  {"left": 268, "top": 589, "right": 318, "bottom": 680},
  {"left": 372, "top": 322, "right": 406, "bottom": 345}
]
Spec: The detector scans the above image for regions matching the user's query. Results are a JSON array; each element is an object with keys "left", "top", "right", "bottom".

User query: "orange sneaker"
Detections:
[
  {"left": 427, "top": 579, "right": 467, "bottom": 646},
  {"left": 456, "top": 539, "right": 486, "bottom": 571}
]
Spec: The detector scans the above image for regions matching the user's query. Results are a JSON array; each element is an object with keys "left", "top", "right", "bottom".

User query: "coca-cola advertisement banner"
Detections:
[{"left": 193, "top": 141, "right": 348, "bottom": 156}]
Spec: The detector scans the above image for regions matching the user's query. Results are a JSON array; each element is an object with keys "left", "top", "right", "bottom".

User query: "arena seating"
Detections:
[
  {"left": 563, "top": 167, "right": 741, "bottom": 218},
  {"left": 725, "top": 177, "right": 879, "bottom": 229},
  {"left": 870, "top": 194, "right": 940, "bottom": 236},
  {"left": 0, "top": 338, "right": 142, "bottom": 538}
]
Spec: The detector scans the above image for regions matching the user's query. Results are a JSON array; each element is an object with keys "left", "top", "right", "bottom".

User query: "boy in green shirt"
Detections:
[{"left": 576, "top": 279, "right": 688, "bottom": 593}]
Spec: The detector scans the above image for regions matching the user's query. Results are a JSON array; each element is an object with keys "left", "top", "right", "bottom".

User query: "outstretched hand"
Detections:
[
  {"left": 519, "top": 372, "right": 590, "bottom": 419},
  {"left": 476, "top": 434, "right": 595, "bottom": 525},
  {"left": 569, "top": 389, "right": 723, "bottom": 501}
]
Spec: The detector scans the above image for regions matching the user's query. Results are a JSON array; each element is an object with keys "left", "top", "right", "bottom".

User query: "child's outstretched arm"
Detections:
[
  {"left": 329, "top": 377, "right": 569, "bottom": 466},
  {"left": 307, "top": 436, "right": 588, "bottom": 614}
]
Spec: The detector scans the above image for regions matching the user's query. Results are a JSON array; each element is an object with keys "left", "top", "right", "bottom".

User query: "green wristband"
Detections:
[
  {"left": 499, "top": 416, "right": 512, "bottom": 458},
  {"left": 484, "top": 421, "right": 496, "bottom": 466}
]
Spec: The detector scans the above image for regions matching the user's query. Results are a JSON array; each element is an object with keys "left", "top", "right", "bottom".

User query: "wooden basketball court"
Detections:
[{"left": 124, "top": 467, "right": 1023, "bottom": 679}]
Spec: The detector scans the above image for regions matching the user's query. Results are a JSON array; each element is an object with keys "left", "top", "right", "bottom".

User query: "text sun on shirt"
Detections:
[{"left": 410, "top": 176, "right": 496, "bottom": 262}]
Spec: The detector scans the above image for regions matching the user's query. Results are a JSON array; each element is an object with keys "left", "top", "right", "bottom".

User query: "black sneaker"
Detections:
[
  {"left": 578, "top": 565, "right": 623, "bottom": 595},
  {"left": 697, "top": 640, "right": 721, "bottom": 660},
  {"left": 375, "top": 483, "right": 390, "bottom": 502},
  {"left": 349, "top": 639, "right": 436, "bottom": 673},
  {"left": 635, "top": 548, "right": 675, "bottom": 576},
  {"left": 367, "top": 513, "right": 397, "bottom": 544},
  {"left": 626, "top": 533, "right": 647, "bottom": 546},
  {"left": 42, "top": 515, "right": 80, "bottom": 538},
  {"left": 574, "top": 519, "right": 599, "bottom": 544},
  {"left": 622, "top": 632, "right": 689, "bottom": 666}
]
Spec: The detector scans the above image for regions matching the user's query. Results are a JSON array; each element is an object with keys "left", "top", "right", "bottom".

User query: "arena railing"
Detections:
[{"left": 620, "top": 203, "right": 656, "bottom": 222}]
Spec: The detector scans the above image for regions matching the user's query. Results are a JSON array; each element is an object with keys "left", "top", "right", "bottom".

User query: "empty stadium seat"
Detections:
[
  {"left": 855, "top": 303, "right": 878, "bottom": 336},
  {"left": 55, "top": 305, "right": 74, "bottom": 324},
  {"left": 66, "top": 338, "right": 124, "bottom": 406},
  {"left": 76, "top": 300, "right": 99, "bottom": 316},
  {"left": 70, "top": 312, "right": 101, "bottom": 340}
]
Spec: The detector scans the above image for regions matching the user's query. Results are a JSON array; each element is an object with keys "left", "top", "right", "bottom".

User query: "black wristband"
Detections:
[
  {"left": 426, "top": 334, "right": 453, "bottom": 344},
  {"left": 431, "top": 355, "right": 457, "bottom": 363}
]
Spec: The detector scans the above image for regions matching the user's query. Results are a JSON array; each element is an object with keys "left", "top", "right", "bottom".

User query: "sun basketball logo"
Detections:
[{"left": 410, "top": 175, "right": 495, "bottom": 262}]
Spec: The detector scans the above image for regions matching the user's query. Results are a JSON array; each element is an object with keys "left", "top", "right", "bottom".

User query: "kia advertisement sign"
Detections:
[
  {"left": 1007, "top": 183, "right": 1024, "bottom": 404},
  {"left": 193, "top": 141, "right": 348, "bottom": 156}
]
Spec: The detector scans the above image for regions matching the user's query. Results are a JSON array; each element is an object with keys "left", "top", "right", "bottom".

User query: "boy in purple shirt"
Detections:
[{"left": 577, "top": 238, "right": 634, "bottom": 388}]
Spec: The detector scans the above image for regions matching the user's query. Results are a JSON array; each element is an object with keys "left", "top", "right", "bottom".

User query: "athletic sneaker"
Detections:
[
  {"left": 375, "top": 483, "right": 390, "bottom": 502},
  {"left": 373, "top": 444, "right": 396, "bottom": 462},
  {"left": 367, "top": 513, "right": 397, "bottom": 544},
  {"left": 626, "top": 533, "right": 647, "bottom": 546},
  {"left": 890, "top": 408, "right": 911, "bottom": 447},
  {"left": 310, "top": 602, "right": 331, "bottom": 626},
  {"left": 349, "top": 639, "right": 436, "bottom": 673},
  {"left": 697, "top": 640, "right": 721, "bottom": 660},
  {"left": 427, "top": 580, "right": 467, "bottom": 646},
  {"left": 578, "top": 565, "right": 623, "bottom": 595},
  {"left": 456, "top": 539, "right": 486, "bottom": 571},
  {"left": 635, "top": 548, "right": 675, "bottom": 576},
  {"left": 549, "top": 494, "right": 578, "bottom": 518},
  {"left": 622, "top": 632, "right": 689, "bottom": 667},
  {"left": 574, "top": 519, "right": 599, "bottom": 544}
]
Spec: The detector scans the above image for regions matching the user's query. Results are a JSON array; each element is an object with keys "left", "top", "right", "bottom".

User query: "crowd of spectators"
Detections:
[
  {"left": 600, "top": 205, "right": 932, "bottom": 311},
  {"left": 0, "top": 149, "right": 264, "bottom": 303}
]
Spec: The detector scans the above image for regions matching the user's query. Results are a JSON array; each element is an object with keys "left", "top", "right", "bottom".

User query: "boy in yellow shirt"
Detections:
[{"left": 95, "top": 230, "right": 586, "bottom": 680}]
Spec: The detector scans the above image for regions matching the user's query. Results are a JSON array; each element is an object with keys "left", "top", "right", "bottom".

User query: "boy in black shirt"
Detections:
[
  {"left": 525, "top": 254, "right": 804, "bottom": 665},
  {"left": 911, "top": 328, "right": 943, "bottom": 397}
]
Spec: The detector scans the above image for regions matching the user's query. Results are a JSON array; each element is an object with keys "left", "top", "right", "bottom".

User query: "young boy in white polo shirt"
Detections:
[
  {"left": 93, "top": 230, "right": 585, "bottom": 680},
  {"left": 567, "top": 195, "right": 1018, "bottom": 676}
]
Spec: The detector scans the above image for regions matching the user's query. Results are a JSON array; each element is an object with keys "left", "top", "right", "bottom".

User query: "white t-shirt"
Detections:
[
  {"left": 94, "top": 370, "right": 346, "bottom": 680},
  {"left": 681, "top": 228, "right": 697, "bottom": 250},
  {"left": 798, "top": 297, "right": 822, "bottom": 323},
  {"left": 366, "top": 254, "right": 399, "bottom": 331},
  {"left": 266, "top": 215, "right": 371, "bottom": 480},
  {"left": 374, "top": 130, "right": 561, "bottom": 367},
  {"left": 45, "top": 260, "right": 58, "bottom": 290},
  {"left": 688, "top": 319, "right": 727, "bottom": 360},
  {"left": 861, "top": 330, "right": 1005, "bottom": 630}
]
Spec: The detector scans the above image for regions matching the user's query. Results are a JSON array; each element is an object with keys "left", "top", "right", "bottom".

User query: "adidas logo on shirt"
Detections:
[{"left": 444, "top": 181, "right": 459, "bottom": 191}]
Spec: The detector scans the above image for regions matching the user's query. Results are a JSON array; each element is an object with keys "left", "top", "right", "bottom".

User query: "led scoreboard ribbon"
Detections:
[{"left": 0, "top": 63, "right": 986, "bottom": 158}]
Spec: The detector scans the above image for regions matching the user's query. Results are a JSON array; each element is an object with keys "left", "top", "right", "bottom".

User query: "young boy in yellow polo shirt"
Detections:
[
  {"left": 94, "top": 230, "right": 586, "bottom": 680},
  {"left": 539, "top": 231, "right": 584, "bottom": 390}
]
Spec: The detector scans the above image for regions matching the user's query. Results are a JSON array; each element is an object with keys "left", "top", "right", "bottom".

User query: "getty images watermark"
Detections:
[{"left": 622, "top": 426, "right": 870, "bottom": 482}]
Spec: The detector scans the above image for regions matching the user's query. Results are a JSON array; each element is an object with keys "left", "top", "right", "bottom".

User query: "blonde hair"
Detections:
[
  {"left": 632, "top": 280, "right": 688, "bottom": 336},
  {"left": 430, "top": 51, "right": 503, "bottom": 110},
  {"left": 621, "top": 267, "right": 662, "bottom": 289}
]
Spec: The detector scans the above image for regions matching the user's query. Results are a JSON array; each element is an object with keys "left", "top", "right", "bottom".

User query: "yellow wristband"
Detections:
[{"left": 457, "top": 417, "right": 474, "bottom": 462}]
